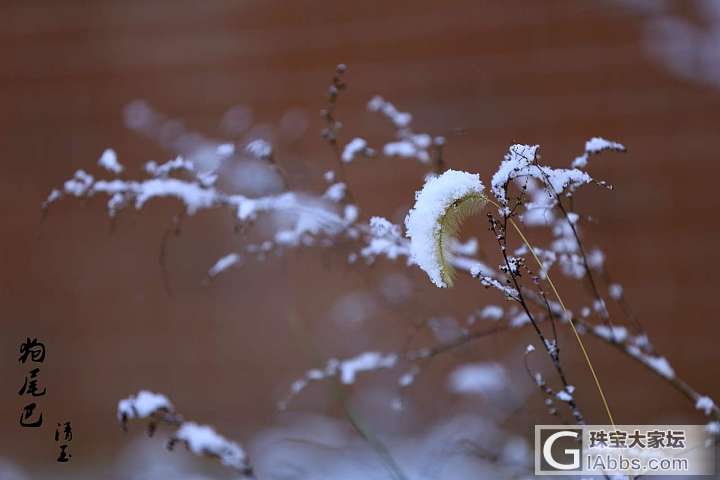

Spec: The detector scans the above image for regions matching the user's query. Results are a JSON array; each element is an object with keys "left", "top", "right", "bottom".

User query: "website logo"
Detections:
[
  {"left": 537, "top": 427, "right": 583, "bottom": 472},
  {"left": 534, "top": 425, "right": 716, "bottom": 476}
]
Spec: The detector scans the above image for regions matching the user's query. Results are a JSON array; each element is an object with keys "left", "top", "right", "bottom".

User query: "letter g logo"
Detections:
[{"left": 543, "top": 430, "right": 580, "bottom": 470}]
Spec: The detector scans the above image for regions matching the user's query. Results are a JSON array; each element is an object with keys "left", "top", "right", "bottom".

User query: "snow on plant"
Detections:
[
  {"left": 279, "top": 351, "right": 398, "bottom": 410},
  {"left": 404, "top": 170, "right": 487, "bottom": 288},
  {"left": 207, "top": 253, "right": 242, "bottom": 278},
  {"left": 117, "top": 390, "right": 254, "bottom": 477},
  {"left": 368, "top": 95, "right": 445, "bottom": 166},
  {"left": 170, "top": 423, "right": 248, "bottom": 471},
  {"left": 43, "top": 65, "right": 719, "bottom": 477},
  {"left": 117, "top": 390, "right": 173, "bottom": 423},
  {"left": 697, "top": 396, "right": 717, "bottom": 416},
  {"left": 44, "top": 154, "right": 356, "bottom": 255},
  {"left": 98, "top": 148, "right": 123, "bottom": 174},
  {"left": 341, "top": 137, "right": 375, "bottom": 163},
  {"left": 359, "top": 216, "right": 409, "bottom": 262},
  {"left": 571, "top": 136, "right": 626, "bottom": 168},
  {"left": 491, "top": 143, "right": 594, "bottom": 210}
]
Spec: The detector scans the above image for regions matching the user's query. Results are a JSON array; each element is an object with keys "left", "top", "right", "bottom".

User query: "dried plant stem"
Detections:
[
  {"left": 491, "top": 213, "right": 586, "bottom": 424},
  {"left": 510, "top": 215, "right": 616, "bottom": 426},
  {"left": 122, "top": 409, "right": 256, "bottom": 478},
  {"left": 320, "top": 64, "right": 356, "bottom": 205},
  {"left": 486, "top": 196, "right": 617, "bottom": 427},
  {"left": 589, "top": 330, "right": 720, "bottom": 419}
]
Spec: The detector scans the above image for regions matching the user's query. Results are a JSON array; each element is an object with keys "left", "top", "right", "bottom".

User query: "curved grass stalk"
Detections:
[{"left": 436, "top": 193, "right": 487, "bottom": 287}]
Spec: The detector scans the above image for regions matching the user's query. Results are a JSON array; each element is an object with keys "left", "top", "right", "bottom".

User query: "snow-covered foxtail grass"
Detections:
[{"left": 404, "top": 170, "right": 486, "bottom": 288}]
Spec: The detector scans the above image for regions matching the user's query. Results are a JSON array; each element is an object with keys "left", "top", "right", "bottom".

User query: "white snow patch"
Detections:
[
  {"left": 174, "top": 422, "right": 247, "bottom": 470},
  {"left": 556, "top": 390, "right": 573, "bottom": 402},
  {"left": 696, "top": 396, "right": 715, "bottom": 415},
  {"left": 323, "top": 182, "right": 346, "bottom": 202},
  {"left": 216, "top": 143, "right": 235, "bottom": 156},
  {"left": 367, "top": 95, "right": 411, "bottom": 128},
  {"left": 572, "top": 137, "right": 625, "bottom": 168},
  {"left": 608, "top": 283, "right": 624, "bottom": 300},
  {"left": 340, "top": 352, "right": 397, "bottom": 384},
  {"left": 98, "top": 149, "right": 124, "bottom": 174},
  {"left": 208, "top": 253, "right": 242, "bottom": 277},
  {"left": 117, "top": 390, "right": 172, "bottom": 421},
  {"left": 480, "top": 305, "right": 504, "bottom": 321},
  {"left": 627, "top": 346, "right": 675, "bottom": 379},
  {"left": 493, "top": 144, "right": 591, "bottom": 209},
  {"left": 341, "top": 137, "right": 368, "bottom": 163},
  {"left": 145, "top": 157, "right": 193, "bottom": 177},
  {"left": 449, "top": 362, "right": 507, "bottom": 395},
  {"left": 361, "top": 217, "right": 409, "bottom": 262},
  {"left": 245, "top": 139, "right": 272, "bottom": 159},
  {"left": 280, "top": 351, "right": 398, "bottom": 409},
  {"left": 593, "top": 325, "right": 628, "bottom": 343}
]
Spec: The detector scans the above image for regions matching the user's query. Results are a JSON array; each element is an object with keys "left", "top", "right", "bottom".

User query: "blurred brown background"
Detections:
[{"left": 2, "top": 0, "right": 719, "bottom": 475}]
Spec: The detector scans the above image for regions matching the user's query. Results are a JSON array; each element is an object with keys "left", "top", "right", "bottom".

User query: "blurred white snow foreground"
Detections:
[
  {"left": 2, "top": 411, "right": 534, "bottom": 480},
  {"left": 110, "top": 384, "right": 536, "bottom": 480},
  {"left": 117, "top": 390, "right": 253, "bottom": 475}
]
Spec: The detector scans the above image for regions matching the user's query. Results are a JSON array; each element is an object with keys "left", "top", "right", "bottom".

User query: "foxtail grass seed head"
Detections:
[{"left": 405, "top": 170, "right": 487, "bottom": 288}]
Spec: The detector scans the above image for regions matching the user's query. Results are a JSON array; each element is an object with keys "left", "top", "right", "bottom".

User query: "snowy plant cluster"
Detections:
[
  {"left": 117, "top": 390, "right": 254, "bottom": 476},
  {"left": 44, "top": 144, "right": 358, "bottom": 256},
  {"left": 366, "top": 95, "right": 445, "bottom": 164},
  {"left": 44, "top": 65, "right": 718, "bottom": 478}
]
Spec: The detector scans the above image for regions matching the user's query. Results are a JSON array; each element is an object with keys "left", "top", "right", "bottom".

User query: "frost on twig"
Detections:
[
  {"left": 279, "top": 351, "right": 398, "bottom": 409},
  {"left": 117, "top": 390, "right": 254, "bottom": 477},
  {"left": 43, "top": 154, "right": 359, "bottom": 257},
  {"left": 145, "top": 156, "right": 194, "bottom": 178},
  {"left": 571, "top": 137, "right": 626, "bottom": 168},
  {"left": 245, "top": 139, "right": 273, "bottom": 161},
  {"left": 696, "top": 396, "right": 717, "bottom": 416},
  {"left": 341, "top": 137, "right": 375, "bottom": 163},
  {"left": 359, "top": 217, "right": 410, "bottom": 263},
  {"left": 320, "top": 64, "right": 347, "bottom": 148},
  {"left": 523, "top": 349, "right": 561, "bottom": 419},
  {"left": 491, "top": 144, "right": 592, "bottom": 211},
  {"left": 555, "top": 385, "right": 576, "bottom": 403},
  {"left": 368, "top": 95, "right": 443, "bottom": 164},
  {"left": 593, "top": 325, "right": 628, "bottom": 343},
  {"left": 476, "top": 275, "right": 519, "bottom": 300},
  {"left": 98, "top": 148, "right": 124, "bottom": 174},
  {"left": 117, "top": 390, "right": 174, "bottom": 428},
  {"left": 169, "top": 422, "right": 250, "bottom": 473},
  {"left": 207, "top": 253, "right": 242, "bottom": 278},
  {"left": 625, "top": 345, "right": 675, "bottom": 380}
]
